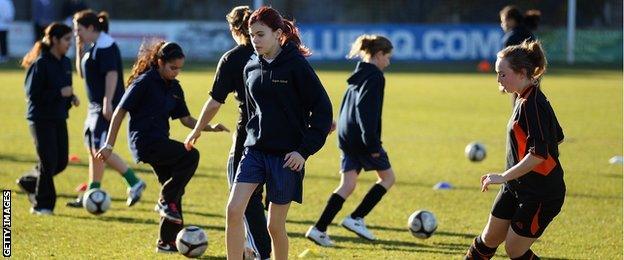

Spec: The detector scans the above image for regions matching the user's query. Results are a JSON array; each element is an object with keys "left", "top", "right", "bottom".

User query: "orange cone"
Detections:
[
  {"left": 69, "top": 154, "right": 80, "bottom": 163},
  {"left": 477, "top": 60, "right": 491, "bottom": 73}
]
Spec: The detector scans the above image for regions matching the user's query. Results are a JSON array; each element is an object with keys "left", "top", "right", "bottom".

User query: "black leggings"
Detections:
[
  {"left": 141, "top": 139, "right": 199, "bottom": 242},
  {"left": 29, "top": 120, "right": 69, "bottom": 210}
]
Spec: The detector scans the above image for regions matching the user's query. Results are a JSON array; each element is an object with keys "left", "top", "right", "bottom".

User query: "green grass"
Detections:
[{"left": 0, "top": 63, "right": 621, "bottom": 259}]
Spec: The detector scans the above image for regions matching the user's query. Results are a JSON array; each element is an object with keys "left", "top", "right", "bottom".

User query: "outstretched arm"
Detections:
[
  {"left": 183, "top": 98, "right": 226, "bottom": 150},
  {"left": 95, "top": 107, "right": 127, "bottom": 161}
]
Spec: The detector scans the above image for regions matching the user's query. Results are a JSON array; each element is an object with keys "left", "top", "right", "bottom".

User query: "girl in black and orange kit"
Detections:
[{"left": 465, "top": 40, "right": 565, "bottom": 260}]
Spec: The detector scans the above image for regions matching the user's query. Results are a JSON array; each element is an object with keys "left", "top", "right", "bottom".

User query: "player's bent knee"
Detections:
[
  {"left": 504, "top": 242, "right": 527, "bottom": 258},
  {"left": 226, "top": 202, "right": 245, "bottom": 223},
  {"left": 481, "top": 232, "right": 505, "bottom": 247},
  {"left": 267, "top": 220, "right": 285, "bottom": 235}
]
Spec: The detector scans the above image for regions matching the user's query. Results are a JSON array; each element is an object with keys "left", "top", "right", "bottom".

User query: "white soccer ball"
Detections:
[
  {"left": 465, "top": 142, "right": 486, "bottom": 162},
  {"left": 176, "top": 226, "right": 208, "bottom": 258},
  {"left": 82, "top": 188, "right": 111, "bottom": 215},
  {"left": 408, "top": 210, "right": 438, "bottom": 239}
]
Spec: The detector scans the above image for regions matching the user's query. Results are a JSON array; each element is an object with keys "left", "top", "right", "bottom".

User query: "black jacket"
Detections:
[
  {"left": 243, "top": 42, "right": 333, "bottom": 159},
  {"left": 502, "top": 26, "right": 535, "bottom": 48},
  {"left": 24, "top": 51, "right": 73, "bottom": 121},
  {"left": 338, "top": 62, "right": 385, "bottom": 154}
]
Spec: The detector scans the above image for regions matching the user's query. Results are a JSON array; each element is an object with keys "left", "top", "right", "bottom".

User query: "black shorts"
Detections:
[
  {"left": 341, "top": 148, "right": 391, "bottom": 173},
  {"left": 491, "top": 185, "right": 564, "bottom": 238}
]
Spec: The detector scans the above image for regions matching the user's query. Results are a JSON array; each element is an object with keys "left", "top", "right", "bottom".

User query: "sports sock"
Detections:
[
  {"left": 88, "top": 181, "right": 101, "bottom": 190},
  {"left": 350, "top": 184, "right": 387, "bottom": 219},
  {"left": 464, "top": 236, "right": 497, "bottom": 260},
  {"left": 314, "top": 193, "right": 345, "bottom": 232},
  {"left": 122, "top": 168, "right": 140, "bottom": 187}
]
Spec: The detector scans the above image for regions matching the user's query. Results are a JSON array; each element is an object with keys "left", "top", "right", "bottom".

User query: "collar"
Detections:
[
  {"left": 146, "top": 66, "right": 179, "bottom": 88},
  {"left": 519, "top": 84, "right": 536, "bottom": 99},
  {"left": 92, "top": 32, "right": 114, "bottom": 60}
]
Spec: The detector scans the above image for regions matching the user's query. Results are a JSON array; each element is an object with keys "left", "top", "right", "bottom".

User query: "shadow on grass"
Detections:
[
  {"left": 0, "top": 152, "right": 225, "bottom": 178},
  {"left": 54, "top": 212, "right": 226, "bottom": 232},
  {"left": 303, "top": 173, "right": 475, "bottom": 191}
]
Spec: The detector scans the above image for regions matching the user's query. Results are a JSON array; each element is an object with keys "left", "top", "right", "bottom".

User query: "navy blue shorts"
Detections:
[
  {"left": 341, "top": 148, "right": 391, "bottom": 173},
  {"left": 84, "top": 112, "right": 109, "bottom": 150},
  {"left": 235, "top": 148, "right": 303, "bottom": 205}
]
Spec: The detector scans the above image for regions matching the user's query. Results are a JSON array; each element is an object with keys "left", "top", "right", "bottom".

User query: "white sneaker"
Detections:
[
  {"left": 126, "top": 180, "right": 146, "bottom": 207},
  {"left": 30, "top": 208, "right": 53, "bottom": 215},
  {"left": 341, "top": 216, "right": 376, "bottom": 241},
  {"left": 305, "top": 226, "right": 335, "bottom": 247}
]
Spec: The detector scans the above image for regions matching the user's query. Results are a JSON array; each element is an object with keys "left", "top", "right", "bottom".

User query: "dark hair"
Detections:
[
  {"left": 347, "top": 34, "right": 393, "bottom": 59},
  {"left": 497, "top": 40, "right": 547, "bottom": 81},
  {"left": 500, "top": 5, "right": 523, "bottom": 25},
  {"left": 127, "top": 41, "right": 185, "bottom": 85},
  {"left": 74, "top": 10, "right": 109, "bottom": 33},
  {"left": 249, "top": 6, "right": 311, "bottom": 57},
  {"left": 524, "top": 9, "right": 542, "bottom": 31},
  {"left": 500, "top": 5, "right": 541, "bottom": 31},
  {"left": 227, "top": 6, "right": 252, "bottom": 45},
  {"left": 21, "top": 22, "right": 72, "bottom": 68}
]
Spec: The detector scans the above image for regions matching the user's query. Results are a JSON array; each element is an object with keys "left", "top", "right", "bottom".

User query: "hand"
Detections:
[
  {"left": 184, "top": 130, "right": 201, "bottom": 151},
  {"left": 60, "top": 86, "right": 73, "bottom": 97},
  {"left": 102, "top": 101, "right": 113, "bottom": 121},
  {"left": 480, "top": 173, "right": 506, "bottom": 192},
  {"left": 371, "top": 153, "right": 381, "bottom": 158},
  {"left": 329, "top": 120, "right": 337, "bottom": 133},
  {"left": 283, "top": 151, "right": 305, "bottom": 172},
  {"left": 95, "top": 146, "right": 112, "bottom": 161},
  {"left": 71, "top": 95, "right": 80, "bottom": 107},
  {"left": 209, "top": 123, "right": 230, "bottom": 132}
]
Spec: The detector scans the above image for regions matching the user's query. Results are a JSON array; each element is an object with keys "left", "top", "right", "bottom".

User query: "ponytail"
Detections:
[
  {"left": 227, "top": 6, "right": 252, "bottom": 45},
  {"left": 524, "top": 40, "right": 547, "bottom": 79},
  {"left": 523, "top": 9, "right": 541, "bottom": 31},
  {"left": 127, "top": 40, "right": 185, "bottom": 85},
  {"left": 97, "top": 11, "right": 110, "bottom": 33},
  {"left": 497, "top": 39, "right": 547, "bottom": 81},
  {"left": 347, "top": 34, "right": 393, "bottom": 59},
  {"left": 21, "top": 22, "right": 72, "bottom": 68},
  {"left": 281, "top": 19, "right": 310, "bottom": 57}
]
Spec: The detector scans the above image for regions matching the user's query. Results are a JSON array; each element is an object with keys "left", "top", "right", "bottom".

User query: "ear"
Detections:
[
  {"left": 157, "top": 59, "right": 165, "bottom": 68},
  {"left": 520, "top": 68, "right": 529, "bottom": 79},
  {"left": 275, "top": 28, "right": 283, "bottom": 40}
]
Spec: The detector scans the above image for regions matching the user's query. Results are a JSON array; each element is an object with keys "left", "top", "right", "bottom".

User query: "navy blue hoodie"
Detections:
[
  {"left": 24, "top": 51, "right": 74, "bottom": 121},
  {"left": 502, "top": 26, "right": 535, "bottom": 48},
  {"left": 243, "top": 42, "right": 333, "bottom": 159},
  {"left": 338, "top": 62, "right": 385, "bottom": 154}
]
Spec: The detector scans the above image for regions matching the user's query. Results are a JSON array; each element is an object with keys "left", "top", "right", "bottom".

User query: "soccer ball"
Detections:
[
  {"left": 465, "top": 142, "right": 486, "bottom": 162},
  {"left": 408, "top": 210, "right": 437, "bottom": 239},
  {"left": 176, "top": 226, "right": 208, "bottom": 258},
  {"left": 82, "top": 188, "right": 111, "bottom": 215}
]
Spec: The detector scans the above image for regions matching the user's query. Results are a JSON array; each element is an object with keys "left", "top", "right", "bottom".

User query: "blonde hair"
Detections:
[
  {"left": 347, "top": 34, "right": 393, "bottom": 59},
  {"left": 497, "top": 40, "right": 547, "bottom": 81}
]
